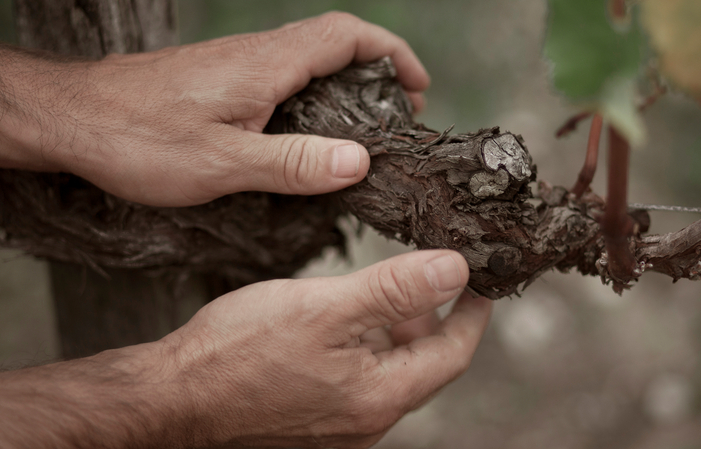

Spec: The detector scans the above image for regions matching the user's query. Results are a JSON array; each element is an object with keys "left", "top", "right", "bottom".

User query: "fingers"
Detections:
[
  {"left": 406, "top": 91, "right": 426, "bottom": 114},
  {"left": 262, "top": 12, "right": 430, "bottom": 102},
  {"left": 327, "top": 250, "right": 469, "bottom": 338},
  {"left": 359, "top": 311, "right": 440, "bottom": 352},
  {"left": 359, "top": 327, "right": 393, "bottom": 353},
  {"left": 231, "top": 131, "right": 370, "bottom": 195},
  {"left": 377, "top": 292, "right": 492, "bottom": 410}
]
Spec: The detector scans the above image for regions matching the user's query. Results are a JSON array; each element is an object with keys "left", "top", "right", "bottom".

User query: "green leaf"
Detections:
[
  {"left": 544, "top": 0, "right": 646, "bottom": 145},
  {"left": 599, "top": 76, "right": 646, "bottom": 147}
]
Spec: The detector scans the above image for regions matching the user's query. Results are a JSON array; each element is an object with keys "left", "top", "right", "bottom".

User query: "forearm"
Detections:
[
  {"left": 0, "top": 343, "right": 182, "bottom": 449},
  {"left": 0, "top": 43, "right": 96, "bottom": 172}
]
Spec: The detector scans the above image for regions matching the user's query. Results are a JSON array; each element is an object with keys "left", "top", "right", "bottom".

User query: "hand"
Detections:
[
  {"left": 0, "top": 250, "right": 489, "bottom": 449},
  {"left": 160, "top": 250, "right": 492, "bottom": 448},
  {"left": 0, "top": 12, "right": 430, "bottom": 206}
]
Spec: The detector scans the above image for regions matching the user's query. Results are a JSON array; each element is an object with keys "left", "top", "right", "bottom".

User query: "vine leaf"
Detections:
[
  {"left": 544, "top": 0, "right": 646, "bottom": 146},
  {"left": 642, "top": 0, "right": 701, "bottom": 101}
]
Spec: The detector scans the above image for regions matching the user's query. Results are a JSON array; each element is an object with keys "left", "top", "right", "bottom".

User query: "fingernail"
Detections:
[
  {"left": 424, "top": 255, "right": 463, "bottom": 292},
  {"left": 332, "top": 144, "right": 360, "bottom": 178}
]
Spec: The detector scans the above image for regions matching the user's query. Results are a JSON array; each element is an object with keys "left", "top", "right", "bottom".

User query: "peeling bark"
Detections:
[{"left": 1, "top": 58, "right": 700, "bottom": 301}]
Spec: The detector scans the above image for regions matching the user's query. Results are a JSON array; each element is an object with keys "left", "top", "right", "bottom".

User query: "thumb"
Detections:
[
  {"left": 235, "top": 131, "right": 370, "bottom": 195},
  {"left": 327, "top": 250, "right": 469, "bottom": 338}
]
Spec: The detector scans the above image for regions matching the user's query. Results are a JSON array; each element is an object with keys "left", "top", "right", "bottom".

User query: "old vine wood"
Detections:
[{"left": 1, "top": 58, "right": 700, "bottom": 301}]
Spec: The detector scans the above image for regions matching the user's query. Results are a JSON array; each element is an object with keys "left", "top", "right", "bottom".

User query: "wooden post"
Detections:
[
  {"left": 14, "top": 0, "right": 178, "bottom": 57},
  {"left": 13, "top": 0, "right": 216, "bottom": 358}
]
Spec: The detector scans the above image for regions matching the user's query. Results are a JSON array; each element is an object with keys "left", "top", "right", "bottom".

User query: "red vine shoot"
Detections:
[
  {"left": 602, "top": 126, "right": 636, "bottom": 289},
  {"left": 571, "top": 114, "right": 603, "bottom": 198}
]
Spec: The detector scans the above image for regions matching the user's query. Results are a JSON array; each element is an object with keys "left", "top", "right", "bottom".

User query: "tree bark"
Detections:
[{"left": 9, "top": 0, "right": 207, "bottom": 358}]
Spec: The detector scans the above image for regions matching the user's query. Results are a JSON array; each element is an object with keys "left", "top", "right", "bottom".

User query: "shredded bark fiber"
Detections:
[{"left": 1, "top": 58, "right": 699, "bottom": 298}]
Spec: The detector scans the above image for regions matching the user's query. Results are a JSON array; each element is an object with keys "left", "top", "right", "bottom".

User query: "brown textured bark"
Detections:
[{"left": 2, "top": 57, "right": 700, "bottom": 303}]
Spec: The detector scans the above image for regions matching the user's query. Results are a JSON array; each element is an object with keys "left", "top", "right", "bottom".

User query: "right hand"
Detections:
[{"left": 159, "top": 249, "right": 492, "bottom": 448}]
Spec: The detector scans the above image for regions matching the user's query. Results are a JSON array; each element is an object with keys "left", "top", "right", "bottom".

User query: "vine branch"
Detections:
[{"left": 1, "top": 58, "right": 700, "bottom": 299}]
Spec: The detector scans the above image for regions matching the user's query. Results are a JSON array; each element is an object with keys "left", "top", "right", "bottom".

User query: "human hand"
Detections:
[
  {"left": 0, "top": 12, "right": 429, "bottom": 206},
  {"left": 0, "top": 249, "right": 489, "bottom": 449},
  {"left": 158, "top": 250, "right": 491, "bottom": 448}
]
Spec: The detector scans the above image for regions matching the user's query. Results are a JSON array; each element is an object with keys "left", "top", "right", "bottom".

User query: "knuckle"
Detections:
[
  {"left": 371, "top": 263, "right": 421, "bottom": 321},
  {"left": 280, "top": 135, "right": 317, "bottom": 193},
  {"left": 186, "top": 133, "right": 247, "bottom": 196},
  {"left": 288, "top": 279, "right": 332, "bottom": 320},
  {"left": 315, "top": 11, "right": 361, "bottom": 42},
  {"left": 234, "top": 32, "right": 270, "bottom": 59},
  {"left": 319, "top": 10, "right": 359, "bottom": 28}
]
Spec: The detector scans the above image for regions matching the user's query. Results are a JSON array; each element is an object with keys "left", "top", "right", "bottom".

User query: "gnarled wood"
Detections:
[{"left": 3, "top": 57, "right": 700, "bottom": 301}]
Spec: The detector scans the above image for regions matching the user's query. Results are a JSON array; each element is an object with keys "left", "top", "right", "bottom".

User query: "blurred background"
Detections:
[{"left": 2, "top": 1, "right": 701, "bottom": 448}]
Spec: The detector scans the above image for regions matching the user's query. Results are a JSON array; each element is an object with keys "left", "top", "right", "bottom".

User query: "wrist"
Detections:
[
  {"left": 158, "top": 329, "right": 243, "bottom": 448},
  {"left": 0, "top": 44, "right": 96, "bottom": 173},
  {"left": 0, "top": 340, "right": 185, "bottom": 449},
  {"left": 81, "top": 342, "right": 185, "bottom": 448},
  {"left": 96, "top": 342, "right": 187, "bottom": 448}
]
